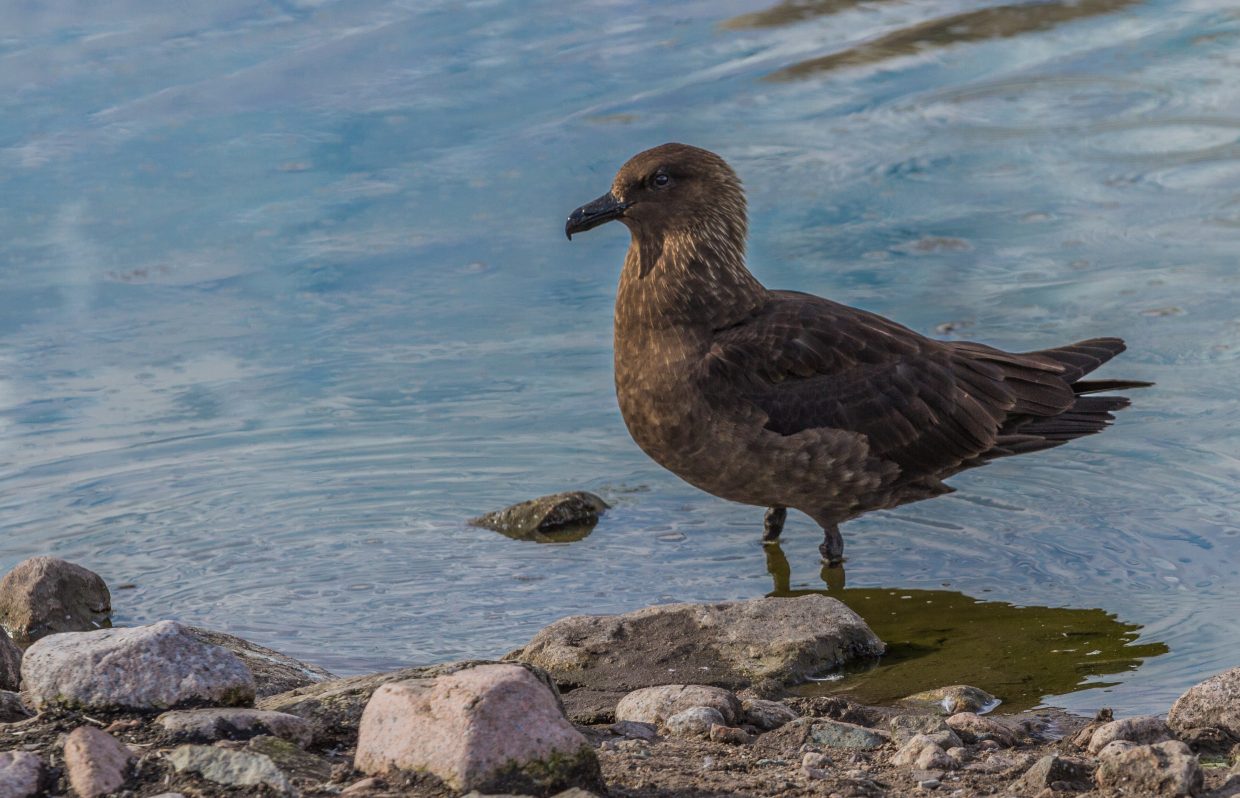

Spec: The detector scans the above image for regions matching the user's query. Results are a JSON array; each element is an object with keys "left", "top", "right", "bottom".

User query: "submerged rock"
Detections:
[
  {"left": 63, "top": 726, "right": 133, "bottom": 798},
  {"left": 1168, "top": 667, "right": 1240, "bottom": 739},
  {"left": 167, "top": 744, "right": 291, "bottom": 794},
  {"left": 0, "top": 557, "right": 111, "bottom": 648},
  {"left": 470, "top": 492, "right": 609, "bottom": 542},
  {"left": 614, "top": 685, "right": 741, "bottom": 727},
  {"left": 509, "top": 595, "right": 883, "bottom": 694},
  {"left": 187, "top": 627, "right": 334, "bottom": 698},
  {"left": 1094, "top": 740, "right": 1203, "bottom": 796},
  {"left": 900, "top": 685, "right": 998, "bottom": 715},
  {"left": 21, "top": 620, "right": 255, "bottom": 711},
  {"left": 354, "top": 663, "right": 602, "bottom": 795}
]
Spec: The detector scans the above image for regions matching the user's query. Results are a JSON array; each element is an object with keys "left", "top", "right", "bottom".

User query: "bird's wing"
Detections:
[{"left": 702, "top": 291, "right": 1076, "bottom": 476}]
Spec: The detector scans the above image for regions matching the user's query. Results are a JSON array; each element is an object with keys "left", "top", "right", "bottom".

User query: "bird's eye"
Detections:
[{"left": 650, "top": 172, "right": 671, "bottom": 189}]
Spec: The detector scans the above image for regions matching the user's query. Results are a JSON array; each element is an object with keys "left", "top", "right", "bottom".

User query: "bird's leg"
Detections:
[
  {"left": 762, "top": 506, "right": 787, "bottom": 543},
  {"left": 764, "top": 541, "right": 792, "bottom": 595},
  {"left": 818, "top": 522, "right": 845, "bottom": 566}
]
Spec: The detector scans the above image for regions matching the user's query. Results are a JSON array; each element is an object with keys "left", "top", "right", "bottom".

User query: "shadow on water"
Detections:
[
  {"left": 729, "top": 0, "right": 1141, "bottom": 81},
  {"left": 763, "top": 545, "right": 1168, "bottom": 713}
]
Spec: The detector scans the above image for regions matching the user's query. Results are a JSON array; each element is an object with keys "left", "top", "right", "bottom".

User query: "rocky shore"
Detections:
[{"left": 0, "top": 554, "right": 1238, "bottom": 797}]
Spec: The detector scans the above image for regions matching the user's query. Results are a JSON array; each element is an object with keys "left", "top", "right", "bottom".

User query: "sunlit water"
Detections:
[{"left": 2, "top": 0, "right": 1239, "bottom": 716}]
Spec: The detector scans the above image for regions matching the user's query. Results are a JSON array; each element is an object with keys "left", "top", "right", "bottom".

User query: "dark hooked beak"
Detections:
[{"left": 565, "top": 192, "right": 629, "bottom": 240}]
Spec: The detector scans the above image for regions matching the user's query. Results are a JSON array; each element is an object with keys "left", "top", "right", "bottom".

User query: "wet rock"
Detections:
[
  {"left": 945, "top": 712, "right": 1017, "bottom": 746},
  {"left": 615, "top": 685, "right": 741, "bottom": 726},
  {"left": 0, "top": 690, "right": 31, "bottom": 722},
  {"left": 156, "top": 707, "right": 315, "bottom": 747},
  {"left": 1017, "top": 754, "right": 1095, "bottom": 791},
  {"left": 1094, "top": 740, "right": 1203, "bottom": 796},
  {"left": 742, "top": 698, "right": 799, "bottom": 731},
  {"left": 709, "top": 724, "right": 753, "bottom": 745},
  {"left": 246, "top": 735, "right": 333, "bottom": 784},
  {"left": 0, "top": 751, "right": 44, "bottom": 798},
  {"left": 354, "top": 663, "right": 602, "bottom": 794},
  {"left": 63, "top": 726, "right": 133, "bottom": 798},
  {"left": 0, "top": 557, "right": 111, "bottom": 648},
  {"left": 664, "top": 706, "right": 724, "bottom": 738},
  {"left": 509, "top": 595, "right": 883, "bottom": 692},
  {"left": 470, "top": 492, "right": 609, "bottom": 541},
  {"left": 186, "top": 627, "right": 334, "bottom": 698},
  {"left": 1169, "top": 667, "right": 1240, "bottom": 739},
  {"left": 21, "top": 620, "right": 255, "bottom": 711},
  {"left": 900, "top": 685, "right": 997, "bottom": 715},
  {"left": 259, "top": 659, "right": 558, "bottom": 743},
  {"left": 167, "top": 744, "right": 291, "bottom": 794},
  {"left": 1087, "top": 714, "right": 1174, "bottom": 754},
  {"left": 0, "top": 631, "right": 19, "bottom": 691}
]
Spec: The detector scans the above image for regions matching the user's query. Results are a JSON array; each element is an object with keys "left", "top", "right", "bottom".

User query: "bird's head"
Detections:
[{"left": 565, "top": 143, "right": 747, "bottom": 249}]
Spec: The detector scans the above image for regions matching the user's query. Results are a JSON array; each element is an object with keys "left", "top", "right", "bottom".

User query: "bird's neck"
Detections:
[{"left": 616, "top": 228, "right": 766, "bottom": 333}]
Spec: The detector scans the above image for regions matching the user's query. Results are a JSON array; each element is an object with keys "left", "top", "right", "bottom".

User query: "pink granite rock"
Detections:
[
  {"left": 354, "top": 663, "right": 601, "bottom": 794},
  {"left": 614, "top": 684, "right": 742, "bottom": 726},
  {"left": 1087, "top": 715, "right": 1173, "bottom": 754},
  {"left": 1168, "top": 667, "right": 1240, "bottom": 738},
  {"left": 0, "top": 556, "right": 111, "bottom": 648},
  {"left": 0, "top": 751, "right": 45, "bottom": 797},
  {"left": 63, "top": 726, "right": 133, "bottom": 798},
  {"left": 21, "top": 620, "right": 255, "bottom": 711}
]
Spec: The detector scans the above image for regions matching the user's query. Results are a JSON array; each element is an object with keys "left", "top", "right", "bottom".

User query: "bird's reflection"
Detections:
[{"left": 761, "top": 542, "right": 1168, "bottom": 712}]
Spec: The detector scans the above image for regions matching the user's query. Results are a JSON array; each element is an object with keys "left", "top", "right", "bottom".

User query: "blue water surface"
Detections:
[{"left": 2, "top": 0, "right": 1239, "bottom": 715}]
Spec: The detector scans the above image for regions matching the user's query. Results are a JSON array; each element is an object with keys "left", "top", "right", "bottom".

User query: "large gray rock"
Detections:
[
  {"left": 21, "top": 620, "right": 255, "bottom": 711},
  {"left": 258, "top": 659, "right": 559, "bottom": 743},
  {"left": 1094, "top": 740, "right": 1202, "bottom": 796},
  {"left": 167, "top": 745, "right": 291, "bottom": 794},
  {"left": 1087, "top": 714, "right": 1173, "bottom": 754},
  {"left": 664, "top": 706, "right": 725, "bottom": 739},
  {"left": 1168, "top": 667, "right": 1240, "bottom": 738},
  {"left": 156, "top": 707, "right": 315, "bottom": 747},
  {"left": 0, "top": 631, "right": 19, "bottom": 692},
  {"left": 0, "top": 751, "right": 44, "bottom": 798},
  {"left": 509, "top": 596, "right": 883, "bottom": 692},
  {"left": 1017, "top": 754, "right": 1094, "bottom": 791},
  {"left": 0, "top": 557, "right": 111, "bottom": 648},
  {"left": 354, "top": 664, "right": 602, "bottom": 795},
  {"left": 186, "top": 627, "right": 334, "bottom": 698},
  {"left": 614, "top": 685, "right": 741, "bottom": 726},
  {"left": 753, "top": 716, "right": 889, "bottom": 754},
  {"left": 63, "top": 726, "right": 133, "bottom": 798},
  {"left": 470, "top": 492, "right": 609, "bottom": 542}
]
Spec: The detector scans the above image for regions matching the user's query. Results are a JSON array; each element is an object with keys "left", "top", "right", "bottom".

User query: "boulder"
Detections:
[
  {"left": 664, "top": 706, "right": 724, "bottom": 738},
  {"left": 187, "top": 627, "right": 334, "bottom": 698},
  {"left": 0, "top": 557, "right": 111, "bottom": 648},
  {"left": 945, "top": 712, "right": 1017, "bottom": 747},
  {"left": 1087, "top": 715, "right": 1174, "bottom": 754},
  {"left": 21, "top": 620, "right": 255, "bottom": 711},
  {"left": 900, "top": 685, "right": 997, "bottom": 715},
  {"left": 0, "top": 630, "right": 19, "bottom": 691},
  {"left": 1017, "top": 754, "right": 1094, "bottom": 791},
  {"left": 258, "top": 659, "right": 558, "bottom": 743},
  {"left": 470, "top": 492, "right": 609, "bottom": 542},
  {"left": 1094, "top": 740, "right": 1202, "bottom": 796},
  {"left": 614, "top": 685, "right": 741, "bottom": 726},
  {"left": 0, "top": 751, "right": 44, "bottom": 798},
  {"left": 742, "top": 698, "right": 799, "bottom": 731},
  {"left": 354, "top": 664, "right": 602, "bottom": 795},
  {"left": 156, "top": 708, "right": 315, "bottom": 747},
  {"left": 509, "top": 596, "right": 883, "bottom": 692},
  {"left": 63, "top": 726, "right": 133, "bottom": 798},
  {"left": 1168, "top": 667, "right": 1240, "bottom": 739},
  {"left": 167, "top": 745, "right": 291, "bottom": 794}
]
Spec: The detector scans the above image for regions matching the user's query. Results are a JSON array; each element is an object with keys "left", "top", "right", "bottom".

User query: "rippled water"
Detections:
[{"left": 3, "top": 1, "right": 1239, "bottom": 715}]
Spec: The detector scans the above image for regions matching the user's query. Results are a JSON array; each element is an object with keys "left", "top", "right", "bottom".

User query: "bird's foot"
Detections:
[
  {"left": 818, "top": 523, "right": 845, "bottom": 565},
  {"left": 762, "top": 506, "right": 787, "bottom": 543}
]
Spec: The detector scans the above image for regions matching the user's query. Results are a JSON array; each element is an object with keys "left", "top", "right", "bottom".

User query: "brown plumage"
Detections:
[{"left": 565, "top": 143, "right": 1149, "bottom": 565}]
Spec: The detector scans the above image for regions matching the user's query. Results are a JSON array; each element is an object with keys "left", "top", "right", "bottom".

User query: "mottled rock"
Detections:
[
  {"left": 63, "top": 726, "right": 133, "bottom": 798},
  {"left": 801, "top": 751, "right": 831, "bottom": 779},
  {"left": 259, "top": 659, "right": 559, "bottom": 743},
  {"left": 1094, "top": 740, "right": 1202, "bottom": 796},
  {"left": 354, "top": 664, "right": 602, "bottom": 794},
  {"left": 1168, "top": 667, "right": 1240, "bottom": 739},
  {"left": 900, "top": 685, "right": 997, "bottom": 715},
  {"left": 21, "top": 620, "right": 255, "bottom": 711},
  {"left": 510, "top": 596, "right": 883, "bottom": 692},
  {"left": 615, "top": 685, "right": 741, "bottom": 727},
  {"left": 664, "top": 706, "right": 724, "bottom": 738},
  {"left": 609, "top": 720, "right": 658, "bottom": 741},
  {"left": 167, "top": 744, "right": 291, "bottom": 793},
  {"left": 0, "top": 751, "right": 44, "bottom": 798},
  {"left": 157, "top": 707, "right": 315, "bottom": 747},
  {"left": 470, "top": 492, "right": 609, "bottom": 541},
  {"left": 1087, "top": 715, "right": 1174, "bottom": 754},
  {"left": 945, "top": 712, "right": 1017, "bottom": 747},
  {"left": 889, "top": 714, "right": 952, "bottom": 744},
  {"left": 0, "top": 630, "right": 19, "bottom": 691},
  {"left": 807, "top": 718, "right": 889, "bottom": 750},
  {"left": 187, "top": 627, "right": 334, "bottom": 698},
  {"left": 742, "top": 698, "right": 798, "bottom": 731},
  {"left": 1017, "top": 754, "right": 1095, "bottom": 791},
  {"left": 0, "top": 557, "right": 111, "bottom": 648},
  {"left": 709, "top": 724, "right": 753, "bottom": 745},
  {"left": 893, "top": 734, "right": 955, "bottom": 769},
  {"left": 0, "top": 690, "right": 31, "bottom": 722},
  {"left": 246, "top": 735, "right": 333, "bottom": 783}
]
